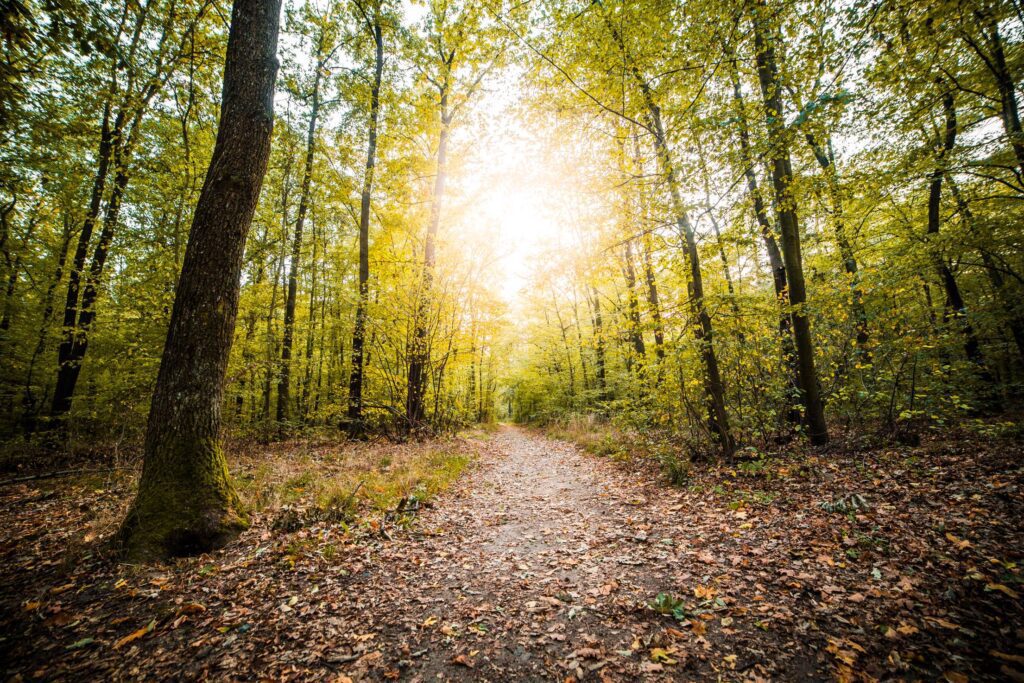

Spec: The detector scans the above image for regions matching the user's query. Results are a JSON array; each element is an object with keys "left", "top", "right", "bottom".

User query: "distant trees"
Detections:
[
  {"left": 507, "top": 0, "right": 1023, "bottom": 440},
  {"left": 0, "top": 0, "right": 1021, "bottom": 469}
]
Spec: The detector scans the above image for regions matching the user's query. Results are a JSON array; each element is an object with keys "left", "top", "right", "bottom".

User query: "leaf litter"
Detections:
[{"left": 0, "top": 426, "right": 1021, "bottom": 680}]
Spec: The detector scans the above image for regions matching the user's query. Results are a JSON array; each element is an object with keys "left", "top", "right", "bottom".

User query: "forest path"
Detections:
[{"left": 325, "top": 425, "right": 749, "bottom": 681}]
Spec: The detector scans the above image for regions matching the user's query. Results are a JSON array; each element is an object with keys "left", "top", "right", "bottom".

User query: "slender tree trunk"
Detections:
[
  {"left": 52, "top": 152, "right": 133, "bottom": 414},
  {"left": 49, "top": 0, "right": 181, "bottom": 417},
  {"left": 570, "top": 288, "right": 591, "bottom": 390},
  {"left": 728, "top": 54, "right": 801, "bottom": 424},
  {"left": 926, "top": 88, "right": 986, "bottom": 369},
  {"left": 642, "top": 97, "right": 733, "bottom": 455},
  {"left": 0, "top": 214, "right": 38, "bottom": 332},
  {"left": 552, "top": 297, "right": 576, "bottom": 399},
  {"left": 50, "top": 104, "right": 116, "bottom": 417},
  {"left": 640, "top": 228, "right": 666, "bottom": 365},
  {"left": 946, "top": 174, "right": 1024, "bottom": 363},
  {"left": 119, "top": 0, "right": 281, "bottom": 560},
  {"left": 407, "top": 77, "right": 451, "bottom": 429},
  {"left": 22, "top": 216, "right": 74, "bottom": 431},
  {"left": 301, "top": 219, "right": 318, "bottom": 420},
  {"left": 622, "top": 239, "right": 646, "bottom": 369},
  {"left": 805, "top": 132, "right": 870, "bottom": 357},
  {"left": 976, "top": 12, "right": 1024, "bottom": 181},
  {"left": 278, "top": 61, "right": 322, "bottom": 424},
  {"left": 590, "top": 284, "right": 607, "bottom": 401},
  {"left": 752, "top": 1, "right": 828, "bottom": 445},
  {"left": 347, "top": 12, "right": 383, "bottom": 432},
  {"left": 602, "top": 15, "right": 732, "bottom": 454}
]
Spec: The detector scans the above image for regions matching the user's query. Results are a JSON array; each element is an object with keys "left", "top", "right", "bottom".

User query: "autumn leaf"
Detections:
[
  {"left": 451, "top": 654, "right": 474, "bottom": 668},
  {"left": 113, "top": 619, "right": 156, "bottom": 650},
  {"left": 945, "top": 533, "right": 970, "bottom": 550},
  {"left": 985, "top": 583, "right": 1020, "bottom": 599}
]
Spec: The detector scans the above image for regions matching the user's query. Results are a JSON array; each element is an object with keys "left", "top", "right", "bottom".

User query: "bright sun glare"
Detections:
[{"left": 454, "top": 75, "right": 567, "bottom": 308}]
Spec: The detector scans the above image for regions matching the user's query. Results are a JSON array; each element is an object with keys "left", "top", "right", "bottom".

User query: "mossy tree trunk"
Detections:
[{"left": 120, "top": 0, "right": 281, "bottom": 560}]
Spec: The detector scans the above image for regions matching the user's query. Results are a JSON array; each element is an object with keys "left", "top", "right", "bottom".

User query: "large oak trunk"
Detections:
[{"left": 119, "top": 0, "right": 281, "bottom": 560}]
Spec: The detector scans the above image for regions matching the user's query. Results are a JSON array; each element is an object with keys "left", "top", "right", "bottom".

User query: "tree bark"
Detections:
[
  {"left": 926, "top": 88, "right": 986, "bottom": 369},
  {"left": 119, "top": 0, "right": 281, "bottom": 560},
  {"left": 752, "top": 1, "right": 829, "bottom": 445},
  {"left": 347, "top": 8, "right": 384, "bottom": 433},
  {"left": 278, "top": 54, "right": 323, "bottom": 424},
  {"left": 407, "top": 67, "right": 452, "bottom": 429}
]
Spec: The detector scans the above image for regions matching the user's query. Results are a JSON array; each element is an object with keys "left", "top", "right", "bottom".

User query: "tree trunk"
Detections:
[
  {"left": 805, "top": 132, "right": 870, "bottom": 358},
  {"left": 727, "top": 53, "right": 801, "bottom": 425},
  {"left": 590, "top": 284, "right": 607, "bottom": 401},
  {"left": 642, "top": 96, "right": 733, "bottom": 455},
  {"left": 752, "top": 1, "right": 828, "bottom": 445},
  {"left": 946, "top": 173, "right": 1024, "bottom": 363},
  {"left": 622, "top": 238, "right": 646, "bottom": 369},
  {"left": 601, "top": 15, "right": 733, "bottom": 455},
  {"left": 300, "top": 219, "right": 318, "bottom": 420},
  {"left": 926, "top": 88, "right": 986, "bottom": 369},
  {"left": 278, "top": 59, "right": 322, "bottom": 424},
  {"left": 640, "top": 227, "right": 666, "bottom": 365},
  {"left": 119, "top": 0, "right": 281, "bottom": 560},
  {"left": 52, "top": 154, "right": 132, "bottom": 415},
  {"left": 407, "top": 76, "right": 451, "bottom": 429},
  {"left": 50, "top": 103, "right": 115, "bottom": 417},
  {"left": 347, "top": 11, "right": 383, "bottom": 433},
  {"left": 22, "top": 216, "right": 74, "bottom": 431},
  {"left": 974, "top": 11, "right": 1024, "bottom": 181}
]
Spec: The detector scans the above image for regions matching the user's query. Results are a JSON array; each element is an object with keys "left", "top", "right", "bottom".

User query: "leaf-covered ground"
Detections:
[{"left": 0, "top": 426, "right": 1022, "bottom": 681}]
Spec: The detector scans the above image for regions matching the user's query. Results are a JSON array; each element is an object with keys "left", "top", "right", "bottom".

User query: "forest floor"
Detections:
[{"left": 0, "top": 425, "right": 1023, "bottom": 681}]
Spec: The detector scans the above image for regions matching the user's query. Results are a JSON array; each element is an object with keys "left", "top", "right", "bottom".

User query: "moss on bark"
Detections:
[{"left": 119, "top": 437, "right": 247, "bottom": 561}]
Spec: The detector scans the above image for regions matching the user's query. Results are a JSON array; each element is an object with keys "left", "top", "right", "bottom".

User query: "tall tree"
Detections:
[
  {"left": 926, "top": 86, "right": 986, "bottom": 369},
  {"left": 406, "top": 1, "right": 506, "bottom": 429},
  {"left": 119, "top": 0, "right": 281, "bottom": 559},
  {"left": 278, "top": 5, "right": 340, "bottom": 424},
  {"left": 347, "top": 0, "right": 385, "bottom": 433},
  {"left": 591, "top": 7, "right": 734, "bottom": 455},
  {"left": 751, "top": 0, "right": 828, "bottom": 445}
]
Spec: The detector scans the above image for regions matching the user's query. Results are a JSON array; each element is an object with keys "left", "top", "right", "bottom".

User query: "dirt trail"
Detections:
[{"left": 324, "top": 426, "right": 779, "bottom": 681}]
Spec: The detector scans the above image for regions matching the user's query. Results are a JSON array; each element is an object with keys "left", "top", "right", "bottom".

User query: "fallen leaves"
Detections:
[{"left": 1, "top": 428, "right": 1022, "bottom": 682}]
